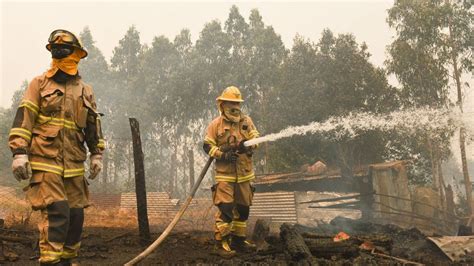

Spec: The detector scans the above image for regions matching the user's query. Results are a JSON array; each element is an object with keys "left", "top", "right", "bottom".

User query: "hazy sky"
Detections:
[{"left": 1, "top": 0, "right": 396, "bottom": 108}]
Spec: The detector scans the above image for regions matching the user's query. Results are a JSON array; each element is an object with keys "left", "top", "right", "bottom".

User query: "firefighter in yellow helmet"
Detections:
[
  {"left": 203, "top": 86, "right": 259, "bottom": 256},
  {"left": 8, "top": 29, "right": 105, "bottom": 265}
]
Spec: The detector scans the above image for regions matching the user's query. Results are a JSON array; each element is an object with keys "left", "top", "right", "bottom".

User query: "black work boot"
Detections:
[
  {"left": 230, "top": 235, "right": 256, "bottom": 253},
  {"left": 59, "top": 258, "right": 72, "bottom": 266},
  {"left": 40, "top": 259, "right": 72, "bottom": 266},
  {"left": 212, "top": 236, "right": 236, "bottom": 258}
]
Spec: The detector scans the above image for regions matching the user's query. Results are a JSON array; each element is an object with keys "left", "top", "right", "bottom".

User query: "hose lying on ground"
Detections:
[{"left": 125, "top": 157, "right": 214, "bottom": 265}]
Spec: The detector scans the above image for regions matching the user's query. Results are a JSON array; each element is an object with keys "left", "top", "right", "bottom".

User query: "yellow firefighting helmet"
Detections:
[
  {"left": 46, "top": 29, "right": 88, "bottom": 58},
  {"left": 216, "top": 86, "right": 244, "bottom": 103}
]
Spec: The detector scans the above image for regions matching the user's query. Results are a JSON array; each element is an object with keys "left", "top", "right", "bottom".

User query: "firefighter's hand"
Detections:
[
  {"left": 222, "top": 151, "right": 238, "bottom": 163},
  {"left": 238, "top": 140, "right": 251, "bottom": 153},
  {"left": 12, "top": 154, "right": 32, "bottom": 182},
  {"left": 89, "top": 154, "right": 103, "bottom": 180}
]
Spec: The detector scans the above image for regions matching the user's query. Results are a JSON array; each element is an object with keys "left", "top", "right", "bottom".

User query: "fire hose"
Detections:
[{"left": 125, "top": 157, "right": 214, "bottom": 265}]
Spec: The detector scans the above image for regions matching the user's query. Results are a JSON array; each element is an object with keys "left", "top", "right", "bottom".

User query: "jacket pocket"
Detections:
[
  {"left": 75, "top": 96, "right": 94, "bottom": 129},
  {"left": 70, "top": 131, "right": 87, "bottom": 162},
  {"left": 40, "top": 87, "right": 64, "bottom": 115},
  {"left": 30, "top": 126, "right": 60, "bottom": 158},
  {"left": 215, "top": 159, "right": 234, "bottom": 175},
  {"left": 237, "top": 153, "right": 253, "bottom": 176}
]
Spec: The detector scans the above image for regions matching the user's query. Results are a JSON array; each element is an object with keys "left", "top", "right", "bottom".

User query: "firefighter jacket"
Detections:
[
  {"left": 9, "top": 73, "right": 105, "bottom": 178},
  {"left": 204, "top": 115, "right": 259, "bottom": 183}
]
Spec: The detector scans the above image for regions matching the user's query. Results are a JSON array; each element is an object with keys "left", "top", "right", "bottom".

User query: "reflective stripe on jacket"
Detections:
[
  {"left": 9, "top": 73, "right": 105, "bottom": 178},
  {"left": 204, "top": 115, "right": 259, "bottom": 183}
]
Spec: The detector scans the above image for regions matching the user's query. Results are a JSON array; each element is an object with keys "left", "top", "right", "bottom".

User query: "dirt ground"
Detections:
[
  {"left": 0, "top": 206, "right": 459, "bottom": 265},
  {"left": 2, "top": 226, "right": 290, "bottom": 265},
  {"left": 1, "top": 225, "right": 454, "bottom": 265}
]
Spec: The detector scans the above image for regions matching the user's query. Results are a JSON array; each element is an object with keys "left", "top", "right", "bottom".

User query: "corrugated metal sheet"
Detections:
[
  {"left": 120, "top": 192, "right": 178, "bottom": 216},
  {"left": 250, "top": 192, "right": 297, "bottom": 223}
]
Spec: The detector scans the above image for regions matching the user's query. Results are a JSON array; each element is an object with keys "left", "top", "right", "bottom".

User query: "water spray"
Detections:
[{"left": 245, "top": 108, "right": 470, "bottom": 147}]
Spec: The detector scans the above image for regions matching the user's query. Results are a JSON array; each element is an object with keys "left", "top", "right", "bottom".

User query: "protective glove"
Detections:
[
  {"left": 238, "top": 140, "right": 251, "bottom": 154},
  {"left": 12, "top": 154, "right": 32, "bottom": 182},
  {"left": 221, "top": 151, "right": 238, "bottom": 163},
  {"left": 88, "top": 154, "right": 103, "bottom": 180}
]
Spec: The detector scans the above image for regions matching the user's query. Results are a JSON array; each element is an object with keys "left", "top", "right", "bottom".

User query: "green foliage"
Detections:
[
  {"left": 386, "top": 0, "right": 472, "bottom": 185},
  {"left": 268, "top": 30, "right": 397, "bottom": 173}
]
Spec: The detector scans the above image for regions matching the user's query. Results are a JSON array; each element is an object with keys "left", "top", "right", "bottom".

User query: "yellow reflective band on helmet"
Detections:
[
  {"left": 9, "top": 127, "right": 32, "bottom": 142},
  {"left": 97, "top": 139, "right": 106, "bottom": 149},
  {"left": 64, "top": 168, "right": 85, "bottom": 178},
  {"left": 30, "top": 162, "right": 64, "bottom": 175},
  {"left": 37, "top": 115, "right": 79, "bottom": 131},
  {"left": 19, "top": 100, "right": 39, "bottom": 115}
]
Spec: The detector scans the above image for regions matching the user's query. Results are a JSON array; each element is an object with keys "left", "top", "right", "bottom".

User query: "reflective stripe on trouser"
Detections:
[
  {"left": 231, "top": 220, "right": 247, "bottom": 237},
  {"left": 40, "top": 208, "right": 84, "bottom": 262},
  {"left": 214, "top": 202, "right": 233, "bottom": 241},
  {"left": 215, "top": 220, "right": 232, "bottom": 241}
]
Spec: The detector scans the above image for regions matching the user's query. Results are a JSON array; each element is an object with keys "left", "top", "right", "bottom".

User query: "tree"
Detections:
[
  {"left": 0, "top": 81, "right": 28, "bottom": 185},
  {"left": 270, "top": 30, "right": 396, "bottom": 174},
  {"left": 387, "top": 0, "right": 473, "bottom": 210},
  {"left": 79, "top": 27, "right": 111, "bottom": 185},
  {"left": 108, "top": 26, "right": 144, "bottom": 191}
]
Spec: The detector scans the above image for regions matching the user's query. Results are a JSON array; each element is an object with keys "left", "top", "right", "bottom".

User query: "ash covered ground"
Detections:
[{"left": 1, "top": 216, "right": 461, "bottom": 265}]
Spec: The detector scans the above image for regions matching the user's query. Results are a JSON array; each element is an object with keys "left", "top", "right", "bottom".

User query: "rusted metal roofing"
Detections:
[
  {"left": 369, "top": 160, "right": 409, "bottom": 170},
  {"left": 250, "top": 192, "right": 298, "bottom": 223},
  {"left": 254, "top": 167, "right": 369, "bottom": 186},
  {"left": 89, "top": 193, "right": 121, "bottom": 208}
]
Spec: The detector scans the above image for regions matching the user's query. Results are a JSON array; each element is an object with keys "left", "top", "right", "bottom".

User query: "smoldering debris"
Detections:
[{"left": 255, "top": 216, "right": 469, "bottom": 264}]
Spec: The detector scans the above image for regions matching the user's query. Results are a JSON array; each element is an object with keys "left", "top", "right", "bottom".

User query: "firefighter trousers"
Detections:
[
  {"left": 24, "top": 171, "right": 89, "bottom": 264},
  {"left": 212, "top": 181, "right": 254, "bottom": 241}
]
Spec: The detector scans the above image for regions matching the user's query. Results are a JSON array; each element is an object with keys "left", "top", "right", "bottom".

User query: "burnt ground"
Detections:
[
  {"left": 0, "top": 216, "right": 463, "bottom": 265},
  {"left": 2, "top": 227, "right": 289, "bottom": 265}
]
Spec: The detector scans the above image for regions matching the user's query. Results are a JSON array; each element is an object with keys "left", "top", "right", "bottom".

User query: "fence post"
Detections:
[
  {"left": 129, "top": 118, "right": 150, "bottom": 243},
  {"left": 188, "top": 149, "right": 195, "bottom": 193}
]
